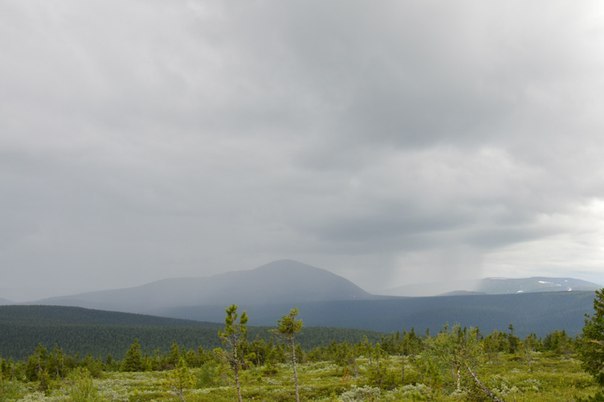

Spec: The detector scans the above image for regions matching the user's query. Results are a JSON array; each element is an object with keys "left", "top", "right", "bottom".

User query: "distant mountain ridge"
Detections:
[
  {"left": 382, "top": 276, "right": 601, "bottom": 297},
  {"left": 478, "top": 277, "right": 600, "bottom": 294},
  {"left": 0, "top": 298, "right": 11, "bottom": 305},
  {"left": 38, "top": 260, "right": 372, "bottom": 314}
]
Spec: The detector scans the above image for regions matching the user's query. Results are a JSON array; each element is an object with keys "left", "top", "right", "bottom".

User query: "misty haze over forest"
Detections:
[{"left": 2, "top": 1, "right": 604, "bottom": 302}]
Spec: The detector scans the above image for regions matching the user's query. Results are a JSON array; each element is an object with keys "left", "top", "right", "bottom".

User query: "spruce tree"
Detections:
[
  {"left": 578, "top": 289, "right": 604, "bottom": 385},
  {"left": 121, "top": 339, "right": 144, "bottom": 372},
  {"left": 219, "top": 304, "right": 248, "bottom": 402},
  {"left": 277, "top": 308, "right": 303, "bottom": 402}
]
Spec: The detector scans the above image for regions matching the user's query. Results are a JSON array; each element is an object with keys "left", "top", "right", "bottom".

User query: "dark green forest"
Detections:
[{"left": 0, "top": 305, "right": 382, "bottom": 360}]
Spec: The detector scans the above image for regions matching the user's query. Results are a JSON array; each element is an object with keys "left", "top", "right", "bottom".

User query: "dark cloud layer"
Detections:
[{"left": 2, "top": 1, "right": 604, "bottom": 300}]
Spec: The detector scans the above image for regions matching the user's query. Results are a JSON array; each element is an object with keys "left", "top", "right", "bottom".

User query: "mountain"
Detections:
[
  {"left": 477, "top": 277, "right": 601, "bottom": 294},
  {"left": 0, "top": 305, "right": 382, "bottom": 360},
  {"left": 38, "top": 260, "right": 372, "bottom": 314},
  {"left": 31, "top": 261, "right": 600, "bottom": 337},
  {"left": 381, "top": 276, "right": 601, "bottom": 297},
  {"left": 0, "top": 298, "right": 12, "bottom": 305}
]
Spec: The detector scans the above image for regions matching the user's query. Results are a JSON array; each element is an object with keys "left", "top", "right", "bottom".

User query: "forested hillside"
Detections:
[
  {"left": 159, "top": 290, "right": 596, "bottom": 336},
  {"left": 0, "top": 305, "right": 218, "bottom": 327},
  {"left": 0, "top": 305, "right": 382, "bottom": 359}
]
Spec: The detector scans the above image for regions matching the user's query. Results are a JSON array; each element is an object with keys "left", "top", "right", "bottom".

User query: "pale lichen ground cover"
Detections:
[{"left": 3, "top": 354, "right": 599, "bottom": 401}]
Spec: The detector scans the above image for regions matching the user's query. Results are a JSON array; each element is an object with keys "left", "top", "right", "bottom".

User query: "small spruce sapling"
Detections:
[
  {"left": 276, "top": 308, "right": 303, "bottom": 402},
  {"left": 219, "top": 304, "right": 248, "bottom": 402},
  {"left": 166, "top": 357, "right": 194, "bottom": 401}
]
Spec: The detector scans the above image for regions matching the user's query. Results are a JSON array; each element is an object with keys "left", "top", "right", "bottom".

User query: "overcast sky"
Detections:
[{"left": 2, "top": 1, "right": 604, "bottom": 301}]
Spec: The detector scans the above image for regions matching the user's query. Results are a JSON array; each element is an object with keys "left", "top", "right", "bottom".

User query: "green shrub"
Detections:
[
  {"left": 67, "top": 367, "right": 103, "bottom": 402},
  {"left": 0, "top": 379, "right": 25, "bottom": 400},
  {"left": 197, "top": 361, "right": 228, "bottom": 388}
]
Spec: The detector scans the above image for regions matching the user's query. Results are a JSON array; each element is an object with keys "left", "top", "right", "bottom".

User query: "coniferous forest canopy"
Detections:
[{"left": 0, "top": 306, "right": 383, "bottom": 360}]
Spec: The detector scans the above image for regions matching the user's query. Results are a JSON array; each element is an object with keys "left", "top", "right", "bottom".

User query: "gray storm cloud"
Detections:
[{"left": 1, "top": 0, "right": 604, "bottom": 300}]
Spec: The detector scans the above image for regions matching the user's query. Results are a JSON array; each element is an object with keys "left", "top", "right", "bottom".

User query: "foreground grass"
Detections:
[{"left": 3, "top": 353, "right": 599, "bottom": 401}]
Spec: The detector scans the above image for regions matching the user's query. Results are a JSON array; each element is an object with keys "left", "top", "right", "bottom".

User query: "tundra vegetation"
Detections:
[{"left": 1, "top": 297, "right": 604, "bottom": 401}]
